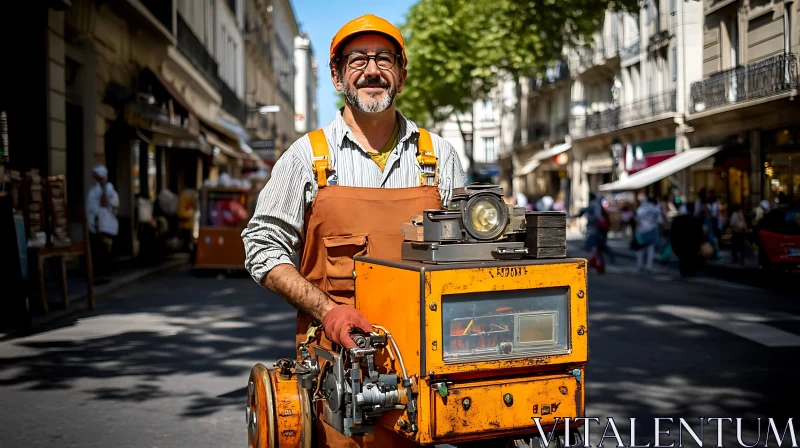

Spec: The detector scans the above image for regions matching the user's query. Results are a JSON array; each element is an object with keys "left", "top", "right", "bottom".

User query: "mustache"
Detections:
[{"left": 356, "top": 78, "right": 390, "bottom": 88}]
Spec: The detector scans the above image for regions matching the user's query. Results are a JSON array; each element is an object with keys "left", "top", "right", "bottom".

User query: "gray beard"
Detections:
[{"left": 343, "top": 83, "right": 395, "bottom": 113}]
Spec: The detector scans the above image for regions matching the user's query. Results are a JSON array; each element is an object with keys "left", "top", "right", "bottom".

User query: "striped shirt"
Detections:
[{"left": 242, "top": 109, "right": 468, "bottom": 284}]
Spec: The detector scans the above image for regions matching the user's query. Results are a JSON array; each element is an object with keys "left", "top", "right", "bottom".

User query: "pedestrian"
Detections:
[
  {"left": 670, "top": 203, "right": 704, "bottom": 277},
  {"left": 634, "top": 194, "right": 663, "bottom": 273},
  {"left": 582, "top": 192, "right": 609, "bottom": 273},
  {"left": 658, "top": 194, "right": 678, "bottom": 263},
  {"left": 553, "top": 191, "right": 565, "bottom": 212},
  {"left": 86, "top": 165, "right": 119, "bottom": 283},
  {"left": 620, "top": 204, "right": 635, "bottom": 236},
  {"left": 728, "top": 204, "right": 749, "bottom": 265},
  {"left": 535, "top": 195, "right": 554, "bottom": 211},
  {"left": 241, "top": 14, "right": 467, "bottom": 446},
  {"left": 695, "top": 188, "right": 719, "bottom": 257}
]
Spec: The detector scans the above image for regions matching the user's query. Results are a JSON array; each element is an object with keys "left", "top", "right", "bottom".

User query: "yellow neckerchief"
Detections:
[{"left": 368, "top": 121, "right": 400, "bottom": 171}]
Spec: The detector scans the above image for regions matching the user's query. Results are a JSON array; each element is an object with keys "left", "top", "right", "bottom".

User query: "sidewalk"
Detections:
[
  {"left": 1, "top": 253, "right": 190, "bottom": 340},
  {"left": 567, "top": 227, "right": 762, "bottom": 281}
]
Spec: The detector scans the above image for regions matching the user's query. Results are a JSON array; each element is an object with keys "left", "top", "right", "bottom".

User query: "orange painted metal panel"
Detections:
[
  {"left": 354, "top": 258, "right": 588, "bottom": 446},
  {"left": 431, "top": 373, "right": 582, "bottom": 439}
]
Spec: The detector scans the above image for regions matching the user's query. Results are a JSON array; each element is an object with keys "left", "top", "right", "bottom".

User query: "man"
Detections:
[
  {"left": 242, "top": 14, "right": 466, "bottom": 447},
  {"left": 86, "top": 165, "right": 119, "bottom": 283}
]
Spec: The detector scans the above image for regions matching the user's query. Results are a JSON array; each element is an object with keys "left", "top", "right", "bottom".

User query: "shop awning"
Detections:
[
  {"left": 516, "top": 158, "right": 541, "bottom": 176},
  {"left": 599, "top": 146, "right": 722, "bottom": 192},
  {"left": 204, "top": 131, "right": 245, "bottom": 159},
  {"left": 149, "top": 132, "right": 212, "bottom": 155},
  {"left": 534, "top": 142, "right": 572, "bottom": 161}
]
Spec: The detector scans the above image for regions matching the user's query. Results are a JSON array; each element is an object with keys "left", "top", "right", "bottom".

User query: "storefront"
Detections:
[
  {"left": 762, "top": 127, "right": 800, "bottom": 207},
  {"left": 514, "top": 142, "right": 571, "bottom": 204},
  {"left": 688, "top": 135, "right": 752, "bottom": 211},
  {"left": 599, "top": 146, "right": 723, "bottom": 200}
]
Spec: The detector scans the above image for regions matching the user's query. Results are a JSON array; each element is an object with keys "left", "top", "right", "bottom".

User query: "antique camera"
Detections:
[
  {"left": 401, "top": 184, "right": 528, "bottom": 262},
  {"left": 426, "top": 184, "right": 526, "bottom": 242}
]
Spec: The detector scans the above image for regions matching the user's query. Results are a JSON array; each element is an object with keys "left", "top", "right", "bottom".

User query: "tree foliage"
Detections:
[{"left": 397, "top": 0, "right": 641, "bottom": 125}]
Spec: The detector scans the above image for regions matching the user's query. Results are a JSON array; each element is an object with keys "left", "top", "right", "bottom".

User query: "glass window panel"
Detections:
[{"left": 441, "top": 287, "right": 570, "bottom": 363}]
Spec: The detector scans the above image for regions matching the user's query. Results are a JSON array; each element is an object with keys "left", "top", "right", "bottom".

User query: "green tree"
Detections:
[{"left": 398, "top": 0, "right": 640, "bottom": 177}]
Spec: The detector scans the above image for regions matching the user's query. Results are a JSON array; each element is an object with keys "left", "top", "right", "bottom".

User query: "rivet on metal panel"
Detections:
[
  {"left": 462, "top": 397, "right": 471, "bottom": 411},
  {"left": 397, "top": 419, "right": 408, "bottom": 429},
  {"left": 429, "top": 302, "right": 437, "bottom": 311},
  {"left": 503, "top": 393, "right": 513, "bottom": 406},
  {"left": 560, "top": 386, "right": 568, "bottom": 395},
  {"left": 577, "top": 325, "right": 586, "bottom": 336},
  {"left": 432, "top": 340, "right": 438, "bottom": 351},
  {"left": 577, "top": 290, "right": 585, "bottom": 299}
]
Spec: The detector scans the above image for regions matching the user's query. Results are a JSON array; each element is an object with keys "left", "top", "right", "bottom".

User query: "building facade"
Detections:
[
  {"left": 2, "top": 0, "right": 269, "bottom": 259},
  {"left": 687, "top": 0, "right": 800, "bottom": 210},
  {"left": 244, "top": 0, "right": 299, "bottom": 166},
  {"left": 433, "top": 76, "right": 517, "bottom": 188},
  {"left": 507, "top": 1, "right": 706, "bottom": 216}
]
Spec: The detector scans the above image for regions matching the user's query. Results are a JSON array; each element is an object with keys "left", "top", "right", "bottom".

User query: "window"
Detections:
[
  {"left": 482, "top": 100, "right": 495, "bottom": 122},
  {"left": 483, "top": 137, "right": 497, "bottom": 162}
]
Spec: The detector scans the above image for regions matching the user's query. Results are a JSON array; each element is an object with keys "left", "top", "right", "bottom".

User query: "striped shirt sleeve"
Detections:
[{"left": 241, "top": 137, "right": 315, "bottom": 284}]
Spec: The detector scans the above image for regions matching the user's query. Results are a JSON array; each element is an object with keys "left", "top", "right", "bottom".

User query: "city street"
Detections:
[{"left": 0, "top": 258, "right": 798, "bottom": 447}]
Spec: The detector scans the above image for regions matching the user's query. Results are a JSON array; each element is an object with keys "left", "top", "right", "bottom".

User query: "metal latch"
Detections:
[
  {"left": 431, "top": 380, "right": 453, "bottom": 398},
  {"left": 492, "top": 246, "right": 529, "bottom": 260}
]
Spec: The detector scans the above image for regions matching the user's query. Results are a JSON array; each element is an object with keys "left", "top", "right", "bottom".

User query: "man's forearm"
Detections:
[{"left": 263, "top": 264, "right": 336, "bottom": 322}]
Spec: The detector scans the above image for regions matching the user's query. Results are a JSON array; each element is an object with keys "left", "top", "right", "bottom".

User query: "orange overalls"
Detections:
[{"left": 296, "top": 128, "right": 442, "bottom": 448}]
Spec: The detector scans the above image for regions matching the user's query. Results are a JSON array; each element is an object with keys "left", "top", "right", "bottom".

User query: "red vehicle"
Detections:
[{"left": 756, "top": 206, "right": 800, "bottom": 273}]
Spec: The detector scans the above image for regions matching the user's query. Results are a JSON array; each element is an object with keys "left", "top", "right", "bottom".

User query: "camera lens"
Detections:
[
  {"left": 470, "top": 199, "right": 501, "bottom": 232},
  {"left": 463, "top": 193, "right": 507, "bottom": 240}
]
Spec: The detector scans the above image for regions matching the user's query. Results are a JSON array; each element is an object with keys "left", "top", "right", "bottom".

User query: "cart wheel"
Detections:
[{"left": 248, "top": 363, "right": 277, "bottom": 448}]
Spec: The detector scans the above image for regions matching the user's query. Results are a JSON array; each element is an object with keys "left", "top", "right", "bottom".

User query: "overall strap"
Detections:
[
  {"left": 417, "top": 128, "right": 438, "bottom": 187},
  {"left": 309, "top": 129, "right": 331, "bottom": 188}
]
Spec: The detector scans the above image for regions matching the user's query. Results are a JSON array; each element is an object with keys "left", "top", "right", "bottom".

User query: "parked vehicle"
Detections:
[{"left": 756, "top": 206, "right": 800, "bottom": 273}]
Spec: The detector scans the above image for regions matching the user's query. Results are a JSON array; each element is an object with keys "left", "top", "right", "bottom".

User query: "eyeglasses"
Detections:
[{"left": 342, "top": 51, "right": 401, "bottom": 71}]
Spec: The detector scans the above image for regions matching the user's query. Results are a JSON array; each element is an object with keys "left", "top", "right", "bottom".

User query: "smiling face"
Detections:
[{"left": 331, "top": 33, "right": 406, "bottom": 114}]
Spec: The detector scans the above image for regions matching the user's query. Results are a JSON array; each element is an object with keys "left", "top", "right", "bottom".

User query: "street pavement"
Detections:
[{"left": 0, "top": 257, "right": 798, "bottom": 447}]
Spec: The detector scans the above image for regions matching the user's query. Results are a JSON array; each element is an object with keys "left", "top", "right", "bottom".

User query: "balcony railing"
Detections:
[
  {"left": 570, "top": 91, "right": 676, "bottom": 137},
  {"left": 690, "top": 53, "right": 798, "bottom": 113},
  {"left": 177, "top": 15, "right": 222, "bottom": 91},
  {"left": 619, "top": 90, "right": 677, "bottom": 124},
  {"left": 571, "top": 108, "right": 620, "bottom": 137}
]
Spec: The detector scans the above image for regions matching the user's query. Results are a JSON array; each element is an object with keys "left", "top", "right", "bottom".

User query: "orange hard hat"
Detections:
[{"left": 329, "top": 14, "right": 406, "bottom": 65}]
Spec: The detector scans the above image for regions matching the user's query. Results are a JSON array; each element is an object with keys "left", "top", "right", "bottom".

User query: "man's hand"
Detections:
[{"left": 321, "top": 305, "right": 374, "bottom": 350}]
